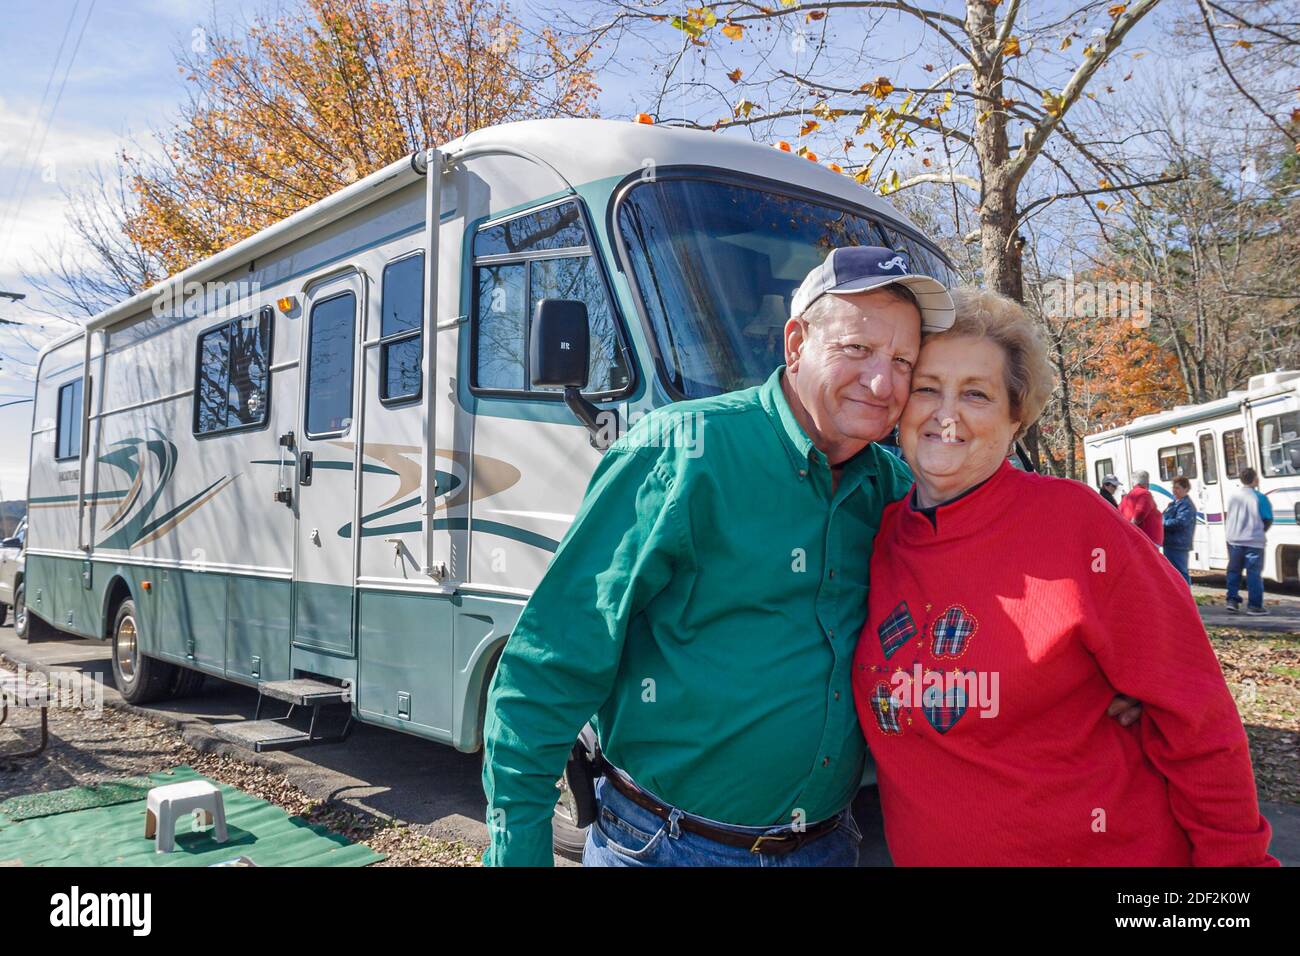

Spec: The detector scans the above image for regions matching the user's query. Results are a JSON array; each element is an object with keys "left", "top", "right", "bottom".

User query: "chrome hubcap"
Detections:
[{"left": 116, "top": 615, "right": 138, "bottom": 681}]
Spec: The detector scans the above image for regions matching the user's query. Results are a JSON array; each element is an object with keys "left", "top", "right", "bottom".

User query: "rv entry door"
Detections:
[
  {"left": 292, "top": 272, "right": 365, "bottom": 657},
  {"left": 1197, "top": 427, "right": 1228, "bottom": 567}
]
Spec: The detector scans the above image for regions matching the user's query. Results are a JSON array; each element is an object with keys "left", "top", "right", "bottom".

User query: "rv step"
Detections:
[
  {"left": 210, "top": 718, "right": 314, "bottom": 753},
  {"left": 256, "top": 678, "right": 349, "bottom": 707}
]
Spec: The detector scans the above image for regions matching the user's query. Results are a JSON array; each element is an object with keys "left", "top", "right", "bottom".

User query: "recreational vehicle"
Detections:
[
  {"left": 20, "top": 117, "right": 957, "bottom": 847},
  {"left": 1084, "top": 370, "right": 1300, "bottom": 583}
]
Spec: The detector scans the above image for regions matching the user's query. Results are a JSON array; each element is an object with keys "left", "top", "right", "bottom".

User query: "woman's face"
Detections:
[{"left": 900, "top": 335, "right": 1022, "bottom": 502}]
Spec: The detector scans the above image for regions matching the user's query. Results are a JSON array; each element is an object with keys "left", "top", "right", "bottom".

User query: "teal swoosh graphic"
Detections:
[
  {"left": 338, "top": 503, "right": 559, "bottom": 553},
  {"left": 98, "top": 431, "right": 179, "bottom": 550},
  {"left": 29, "top": 490, "right": 127, "bottom": 504},
  {"left": 249, "top": 458, "right": 399, "bottom": 477}
]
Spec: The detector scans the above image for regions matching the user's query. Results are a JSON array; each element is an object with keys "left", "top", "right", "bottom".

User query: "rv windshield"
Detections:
[{"left": 616, "top": 176, "right": 958, "bottom": 399}]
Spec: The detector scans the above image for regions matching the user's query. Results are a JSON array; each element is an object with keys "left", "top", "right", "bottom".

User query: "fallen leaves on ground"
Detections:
[{"left": 1209, "top": 628, "right": 1300, "bottom": 806}]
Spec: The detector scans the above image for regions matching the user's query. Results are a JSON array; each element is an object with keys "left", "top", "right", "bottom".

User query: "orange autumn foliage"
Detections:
[{"left": 126, "top": 0, "right": 597, "bottom": 279}]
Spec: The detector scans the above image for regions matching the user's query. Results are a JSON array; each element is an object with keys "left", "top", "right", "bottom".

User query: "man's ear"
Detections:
[{"left": 784, "top": 316, "right": 807, "bottom": 371}]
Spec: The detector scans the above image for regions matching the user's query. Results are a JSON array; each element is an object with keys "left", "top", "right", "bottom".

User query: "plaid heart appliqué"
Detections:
[
  {"left": 930, "top": 604, "right": 977, "bottom": 658},
  {"left": 869, "top": 681, "right": 903, "bottom": 735},
  {"left": 923, "top": 685, "right": 967, "bottom": 734},
  {"left": 877, "top": 601, "right": 918, "bottom": 659}
]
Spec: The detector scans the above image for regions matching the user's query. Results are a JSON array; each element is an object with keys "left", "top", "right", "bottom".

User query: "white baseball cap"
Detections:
[{"left": 790, "top": 245, "right": 956, "bottom": 332}]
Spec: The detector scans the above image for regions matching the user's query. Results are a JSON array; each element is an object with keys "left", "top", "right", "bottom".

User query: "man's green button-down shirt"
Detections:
[{"left": 481, "top": 366, "right": 913, "bottom": 865}]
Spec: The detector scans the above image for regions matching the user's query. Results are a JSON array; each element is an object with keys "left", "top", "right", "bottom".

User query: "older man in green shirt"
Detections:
[{"left": 481, "top": 246, "right": 958, "bottom": 867}]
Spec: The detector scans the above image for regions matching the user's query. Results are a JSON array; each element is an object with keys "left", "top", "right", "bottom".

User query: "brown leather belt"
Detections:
[{"left": 595, "top": 758, "right": 841, "bottom": 856}]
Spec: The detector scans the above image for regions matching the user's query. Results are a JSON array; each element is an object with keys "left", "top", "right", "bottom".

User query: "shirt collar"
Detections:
[
  {"left": 899, "top": 458, "right": 1017, "bottom": 540},
  {"left": 758, "top": 365, "right": 881, "bottom": 482}
]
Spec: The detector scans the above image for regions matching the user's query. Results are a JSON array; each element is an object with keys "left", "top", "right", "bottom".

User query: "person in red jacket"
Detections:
[
  {"left": 1119, "top": 471, "right": 1164, "bottom": 547},
  {"left": 852, "top": 287, "right": 1276, "bottom": 866}
]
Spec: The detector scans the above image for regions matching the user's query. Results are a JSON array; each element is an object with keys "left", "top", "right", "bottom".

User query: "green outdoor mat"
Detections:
[
  {"left": 0, "top": 777, "right": 155, "bottom": 822},
  {"left": 0, "top": 766, "right": 383, "bottom": 867}
]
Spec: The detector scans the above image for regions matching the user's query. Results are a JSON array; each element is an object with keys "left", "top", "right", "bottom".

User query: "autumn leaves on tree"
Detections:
[{"left": 125, "top": 0, "right": 597, "bottom": 279}]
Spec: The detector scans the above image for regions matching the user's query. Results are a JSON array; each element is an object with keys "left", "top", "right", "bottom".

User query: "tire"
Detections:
[
  {"left": 552, "top": 769, "right": 590, "bottom": 862},
  {"left": 0, "top": 602, "right": 6, "bottom": 627},
  {"left": 110, "top": 599, "right": 176, "bottom": 704},
  {"left": 13, "top": 582, "right": 29, "bottom": 641},
  {"left": 169, "top": 665, "right": 206, "bottom": 699}
]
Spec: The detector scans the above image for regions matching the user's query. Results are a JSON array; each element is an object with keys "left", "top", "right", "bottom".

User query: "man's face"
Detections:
[{"left": 784, "top": 289, "right": 922, "bottom": 449}]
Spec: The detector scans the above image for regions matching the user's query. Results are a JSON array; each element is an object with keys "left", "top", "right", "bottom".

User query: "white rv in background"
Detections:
[
  {"left": 19, "top": 119, "right": 959, "bottom": 843},
  {"left": 1084, "top": 370, "right": 1300, "bottom": 583}
]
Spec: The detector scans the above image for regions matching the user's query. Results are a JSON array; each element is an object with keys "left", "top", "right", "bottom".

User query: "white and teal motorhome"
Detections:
[
  {"left": 22, "top": 118, "right": 958, "bottom": 760},
  {"left": 1084, "top": 370, "right": 1300, "bottom": 583}
]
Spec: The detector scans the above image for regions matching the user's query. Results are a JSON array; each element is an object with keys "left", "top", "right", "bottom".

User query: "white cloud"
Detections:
[{"left": 0, "top": 98, "right": 136, "bottom": 274}]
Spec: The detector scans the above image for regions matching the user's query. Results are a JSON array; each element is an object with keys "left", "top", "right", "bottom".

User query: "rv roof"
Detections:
[
  {"left": 39, "top": 118, "right": 922, "bottom": 360},
  {"left": 453, "top": 118, "right": 919, "bottom": 230},
  {"left": 1085, "top": 370, "right": 1300, "bottom": 442}
]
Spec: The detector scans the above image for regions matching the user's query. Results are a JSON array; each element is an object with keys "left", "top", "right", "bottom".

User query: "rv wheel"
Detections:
[
  {"left": 552, "top": 771, "right": 590, "bottom": 862},
  {"left": 110, "top": 599, "right": 176, "bottom": 704},
  {"left": 170, "top": 665, "right": 206, "bottom": 699},
  {"left": 0, "top": 602, "right": 6, "bottom": 627},
  {"left": 13, "top": 583, "right": 28, "bottom": 640}
]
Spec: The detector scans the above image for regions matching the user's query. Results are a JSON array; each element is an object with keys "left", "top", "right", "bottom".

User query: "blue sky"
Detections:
[{"left": 0, "top": 1, "right": 1184, "bottom": 496}]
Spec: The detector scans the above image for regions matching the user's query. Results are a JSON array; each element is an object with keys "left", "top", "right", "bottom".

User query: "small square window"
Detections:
[{"left": 56, "top": 378, "right": 83, "bottom": 460}]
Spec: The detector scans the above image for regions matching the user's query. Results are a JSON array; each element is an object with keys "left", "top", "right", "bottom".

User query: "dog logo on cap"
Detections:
[{"left": 877, "top": 255, "right": 908, "bottom": 273}]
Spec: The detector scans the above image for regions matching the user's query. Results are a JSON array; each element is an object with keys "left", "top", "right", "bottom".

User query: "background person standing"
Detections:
[
  {"left": 1162, "top": 476, "right": 1197, "bottom": 585},
  {"left": 1120, "top": 470, "right": 1164, "bottom": 547},
  {"left": 1225, "top": 467, "right": 1273, "bottom": 616},
  {"left": 1099, "top": 474, "right": 1120, "bottom": 507}
]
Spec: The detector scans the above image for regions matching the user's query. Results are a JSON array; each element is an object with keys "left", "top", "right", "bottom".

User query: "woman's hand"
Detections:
[{"left": 1106, "top": 694, "right": 1143, "bottom": 727}]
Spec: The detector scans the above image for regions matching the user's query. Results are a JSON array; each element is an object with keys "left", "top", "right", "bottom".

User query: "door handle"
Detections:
[{"left": 299, "top": 451, "right": 314, "bottom": 486}]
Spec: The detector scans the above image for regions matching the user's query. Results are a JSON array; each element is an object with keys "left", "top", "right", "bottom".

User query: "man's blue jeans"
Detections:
[
  {"left": 1226, "top": 544, "right": 1264, "bottom": 610},
  {"left": 581, "top": 775, "right": 862, "bottom": 867},
  {"left": 1164, "top": 548, "right": 1191, "bottom": 585}
]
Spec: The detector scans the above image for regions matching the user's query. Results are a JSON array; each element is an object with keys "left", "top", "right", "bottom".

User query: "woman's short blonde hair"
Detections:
[{"left": 928, "top": 287, "right": 1055, "bottom": 440}]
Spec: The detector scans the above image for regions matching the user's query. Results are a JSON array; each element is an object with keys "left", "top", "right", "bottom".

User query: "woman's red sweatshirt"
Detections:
[{"left": 851, "top": 460, "right": 1277, "bottom": 866}]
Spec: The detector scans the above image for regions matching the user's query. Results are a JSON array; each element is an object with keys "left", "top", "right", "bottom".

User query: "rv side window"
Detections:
[
  {"left": 1157, "top": 443, "right": 1196, "bottom": 482},
  {"left": 55, "top": 378, "right": 83, "bottom": 460},
  {"left": 1094, "top": 458, "right": 1113, "bottom": 488},
  {"left": 1222, "top": 428, "right": 1250, "bottom": 480},
  {"left": 194, "top": 308, "right": 273, "bottom": 435},
  {"left": 305, "top": 291, "right": 357, "bottom": 436},
  {"left": 470, "top": 200, "right": 632, "bottom": 397},
  {"left": 1199, "top": 433, "right": 1218, "bottom": 484},
  {"left": 1257, "top": 411, "right": 1300, "bottom": 478},
  {"left": 380, "top": 253, "right": 423, "bottom": 403},
  {"left": 475, "top": 202, "right": 587, "bottom": 255}
]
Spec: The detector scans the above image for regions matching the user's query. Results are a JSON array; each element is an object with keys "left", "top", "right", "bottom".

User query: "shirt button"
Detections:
[
  {"left": 822, "top": 757, "right": 831, "bottom": 767},
  {"left": 827, "top": 629, "right": 834, "bottom": 639},
  {"left": 828, "top": 568, "right": 835, "bottom": 579},
  {"left": 834, "top": 691, "right": 841, "bottom": 700},
  {"left": 798, "top": 469, "right": 807, "bottom": 478}
]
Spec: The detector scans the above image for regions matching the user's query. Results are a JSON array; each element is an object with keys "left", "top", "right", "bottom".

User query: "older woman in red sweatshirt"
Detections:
[{"left": 851, "top": 288, "right": 1276, "bottom": 866}]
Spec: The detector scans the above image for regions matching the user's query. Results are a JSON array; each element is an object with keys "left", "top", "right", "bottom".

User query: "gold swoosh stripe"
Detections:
[{"left": 131, "top": 475, "right": 239, "bottom": 550}]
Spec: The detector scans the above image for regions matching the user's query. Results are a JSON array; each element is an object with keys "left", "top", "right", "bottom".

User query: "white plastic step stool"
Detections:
[{"left": 144, "top": 780, "right": 229, "bottom": 853}]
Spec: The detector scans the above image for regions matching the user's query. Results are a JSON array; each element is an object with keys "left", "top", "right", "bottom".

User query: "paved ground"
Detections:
[
  {"left": 1191, "top": 573, "right": 1300, "bottom": 633},
  {"left": 0, "top": 603, "right": 1294, "bottom": 866}
]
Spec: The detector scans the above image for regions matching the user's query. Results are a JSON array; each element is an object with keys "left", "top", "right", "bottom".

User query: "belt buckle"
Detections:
[{"left": 749, "top": 832, "right": 795, "bottom": 854}]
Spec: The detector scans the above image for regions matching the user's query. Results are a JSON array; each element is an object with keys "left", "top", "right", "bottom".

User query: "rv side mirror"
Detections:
[
  {"left": 0, "top": 537, "right": 18, "bottom": 549},
  {"left": 1289, "top": 444, "right": 1300, "bottom": 470},
  {"left": 530, "top": 298, "right": 590, "bottom": 389},
  {"left": 529, "top": 298, "right": 617, "bottom": 451}
]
